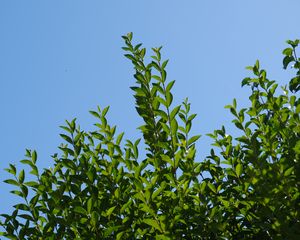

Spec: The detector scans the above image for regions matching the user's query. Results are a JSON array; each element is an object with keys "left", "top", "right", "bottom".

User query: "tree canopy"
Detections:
[{"left": 1, "top": 34, "right": 299, "bottom": 239}]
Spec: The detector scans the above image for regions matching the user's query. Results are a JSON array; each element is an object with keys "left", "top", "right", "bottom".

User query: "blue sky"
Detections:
[{"left": 0, "top": 1, "right": 299, "bottom": 218}]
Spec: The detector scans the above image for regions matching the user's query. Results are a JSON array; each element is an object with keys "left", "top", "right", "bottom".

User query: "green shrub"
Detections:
[{"left": 1, "top": 34, "right": 299, "bottom": 239}]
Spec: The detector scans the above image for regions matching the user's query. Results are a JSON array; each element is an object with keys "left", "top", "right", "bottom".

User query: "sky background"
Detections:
[{"left": 0, "top": 0, "right": 299, "bottom": 222}]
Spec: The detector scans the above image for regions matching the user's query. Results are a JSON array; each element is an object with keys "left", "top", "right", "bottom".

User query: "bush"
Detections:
[{"left": 1, "top": 34, "right": 299, "bottom": 239}]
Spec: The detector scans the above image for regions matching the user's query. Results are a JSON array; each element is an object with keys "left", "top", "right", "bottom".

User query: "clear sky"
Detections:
[{"left": 0, "top": 1, "right": 299, "bottom": 220}]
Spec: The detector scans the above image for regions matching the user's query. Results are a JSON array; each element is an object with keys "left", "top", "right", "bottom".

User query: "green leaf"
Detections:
[
  {"left": 10, "top": 190, "right": 23, "bottom": 198},
  {"left": 151, "top": 61, "right": 160, "bottom": 71},
  {"left": 294, "top": 141, "right": 300, "bottom": 154},
  {"left": 140, "top": 203, "right": 154, "bottom": 215},
  {"left": 134, "top": 43, "right": 142, "bottom": 51},
  {"left": 187, "top": 113, "right": 197, "bottom": 122},
  {"left": 87, "top": 198, "right": 93, "bottom": 214},
  {"left": 284, "top": 166, "right": 294, "bottom": 176},
  {"left": 29, "top": 194, "right": 39, "bottom": 207},
  {"left": 29, "top": 165, "right": 39, "bottom": 177},
  {"left": 18, "top": 170, "right": 25, "bottom": 184},
  {"left": 143, "top": 219, "right": 161, "bottom": 232},
  {"left": 155, "top": 97, "right": 166, "bottom": 108},
  {"left": 161, "top": 155, "right": 173, "bottom": 165},
  {"left": 31, "top": 150, "right": 37, "bottom": 164},
  {"left": 140, "top": 48, "right": 146, "bottom": 58},
  {"left": 102, "top": 106, "right": 110, "bottom": 117},
  {"left": 207, "top": 182, "right": 216, "bottom": 193},
  {"left": 166, "top": 80, "right": 175, "bottom": 93},
  {"left": 241, "top": 77, "right": 251, "bottom": 87},
  {"left": 166, "top": 92, "right": 173, "bottom": 107},
  {"left": 282, "top": 47, "right": 293, "bottom": 56},
  {"left": 20, "top": 160, "right": 34, "bottom": 167},
  {"left": 5, "top": 164, "right": 16, "bottom": 175},
  {"left": 89, "top": 110, "right": 101, "bottom": 119},
  {"left": 13, "top": 203, "right": 29, "bottom": 211},
  {"left": 127, "top": 32, "right": 133, "bottom": 41},
  {"left": 124, "top": 54, "right": 135, "bottom": 62},
  {"left": 289, "top": 76, "right": 300, "bottom": 93},
  {"left": 134, "top": 72, "right": 145, "bottom": 83},
  {"left": 60, "top": 134, "right": 73, "bottom": 144},
  {"left": 161, "top": 69, "right": 167, "bottom": 82},
  {"left": 133, "top": 178, "right": 144, "bottom": 191},
  {"left": 61, "top": 159, "right": 77, "bottom": 170},
  {"left": 230, "top": 107, "right": 238, "bottom": 117},
  {"left": 120, "top": 199, "right": 133, "bottom": 213},
  {"left": 145, "top": 70, "right": 151, "bottom": 82},
  {"left": 233, "top": 98, "right": 237, "bottom": 109},
  {"left": 152, "top": 182, "right": 167, "bottom": 200},
  {"left": 116, "top": 232, "right": 124, "bottom": 240},
  {"left": 287, "top": 39, "right": 299, "bottom": 48},
  {"left": 283, "top": 56, "right": 294, "bottom": 69},
  {"left": 233, "top": 120, "right": 244, "bottom": 130},
  {"left": 116, "top": 132, "right": 124, "bottom": 145},
  {"left": 161, "top": 59, "right": 169, "bottom": 69},
  {"left": 255, "top": 60, "right": 260, "bottom": 70},
  {"left": 235, "top": 163, "right": 242, "bottom": 178},
  {"left": 60, "top": 125, "right": 71, "bottom": 134},
  {"left": 74, "top": 206, "right": 87, "bottom": 215},
  {"left": 187, "top": 135, "right": 201, "bottom": 146},
  {"left": 152, "top": 75, "right": 162, "bottom": 82},
  {"left": 68, "top": 118, "right": 76, "bottom": 132},
  {"left": 4, "top": 179, "right": 19, "bottom": 186},
  {"left": 74, "top": 131, "right": 82, "bottom": 143},
  {"left": 25, "top": 181, "right": 38, "bottom": 188},
  {"left": 91, "top": 211, "right": 99, "bottom": 227},
  {"left": 106, "top": 206, "right": 116, "bottom": 216},
  {"left": 18, "top": 214, "right": 34, "bottom": 222},
  {"left": 157, "top": 110, "right": 168, "bottom": 121},
  {"left": 170, "top": 119, "right": 178, "bottom": 134},
  {"left": 170, "top": 106, "right": 181, "bottom": 120}
]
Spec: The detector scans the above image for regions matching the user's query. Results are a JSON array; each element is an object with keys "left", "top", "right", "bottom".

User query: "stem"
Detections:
[
  {"left": 159, "top": 62, "right": 177, "bottom": 178},
  {"left": 293, "top": 47, "right": 298, "bottom": 62}
]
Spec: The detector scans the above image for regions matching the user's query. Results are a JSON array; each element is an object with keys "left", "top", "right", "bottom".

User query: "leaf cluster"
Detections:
[{"left": 1, "top": 34, "right": 299, "bottom": 239}]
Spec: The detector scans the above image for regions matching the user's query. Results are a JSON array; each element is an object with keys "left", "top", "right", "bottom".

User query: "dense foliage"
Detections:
[{"left": 1, "top": 34, "right": 299, "bottom": 239}]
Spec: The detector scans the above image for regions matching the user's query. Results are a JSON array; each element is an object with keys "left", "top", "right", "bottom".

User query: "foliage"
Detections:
[{"left": 1, "top": 34, "right": 299, "bottom": 239}]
